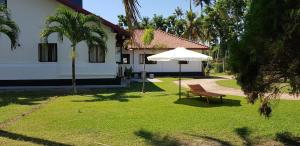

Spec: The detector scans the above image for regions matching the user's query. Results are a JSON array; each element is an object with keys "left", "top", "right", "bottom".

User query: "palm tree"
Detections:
[
  {"left": 183, "top": 10, "right": 202, "bottom": 41},
  {"left": 121, "top": 0, "right": 210, "bottom": 30},
  {"left": 41, "top": 7, "right": 107, "bottom": 94},
  {"left": 139, "top": 17, "right": 151, "bottom": 28},
  {"left": 193, "top": 0, "right": 211, "bottom": 7},
  {"left": 0, "top": 5, "right": 19, "bottom": 49},
  {"left": 174, "top": 7, "right": 184, "bottom": 19},
  {"left": 122, "top": 0, "right": 141, "bottom": 30}
]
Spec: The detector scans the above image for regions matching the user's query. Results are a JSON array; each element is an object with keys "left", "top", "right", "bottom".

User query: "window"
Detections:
[
  {"left": 89, "top": 47, "right": 105, "bottom": 63},
  {"left": 179, "top": 61, "right": 189, "bottom": 64},
  {"left": 122, "top": 54, "right": 130, "bottom": 64},
  {"left": 139, "top": 54, "right": 157, "bottom": 64},
  {"left": 0, "top": 0, "right": 7, "bottom": 7},
  {"left": 39, "top": 43, "right": 57, "bottom": 62}
]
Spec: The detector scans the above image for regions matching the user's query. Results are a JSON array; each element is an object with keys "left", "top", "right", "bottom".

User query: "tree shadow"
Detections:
[
  {"left": 275, "top": 132, "right": 300, "bottom": 146},
  {"left": 73, "top": 92, "right": 142, "bottom": 102},
  {"left": 174, "top": 97, "right": 241, "bottom": 108},
  {"left": 134, "top": 129, "right": 182, "bottom": 146},
  {"left": 235, "top": 127, "right": 253, "bottom": 146},
  {"left": 0, "top": 91, "right": 68, "bottom": 107},
  {"left": 0, "top": 82, "right": 165, "bottom": 105},
  {"left": 72, "top": 82, "right": 164, "bottom": 103},
  {"left": 127, "top": 82, "right": 165, "bottom": 92},
  {"left": 0, "top": 130, "right": 72, "bottom": 146},
  {"left": 186, "top": 133, "right": 233, "bottom": 146}
]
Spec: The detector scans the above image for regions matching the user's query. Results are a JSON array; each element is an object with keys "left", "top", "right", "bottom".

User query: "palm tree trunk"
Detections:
[
  {"left": 72, "top": 45, "right": 77, "bottom": 94},
  {"left": 142, "top": 48, "right": 146, "bottom": 93}
]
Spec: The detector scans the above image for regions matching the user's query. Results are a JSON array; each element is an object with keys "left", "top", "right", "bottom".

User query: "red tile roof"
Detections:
[
  {"left": 129, "top": 29, "right": 209, "bottom": 50},
  {"left": 55, "top": 0, "right": 129, "bottom": 36}
]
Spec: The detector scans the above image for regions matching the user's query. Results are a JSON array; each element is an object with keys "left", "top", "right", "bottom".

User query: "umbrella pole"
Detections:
[{"left": 179, "top": 63, "right": 182, "bottom": 99}]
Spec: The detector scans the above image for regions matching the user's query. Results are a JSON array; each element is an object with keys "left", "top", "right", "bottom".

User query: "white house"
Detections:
[
  {"left": 0, "top": 0, "right": 128, "bottom": 86},
  {"left": 120, "top": 29, "right": 209, "bottom": 77}
]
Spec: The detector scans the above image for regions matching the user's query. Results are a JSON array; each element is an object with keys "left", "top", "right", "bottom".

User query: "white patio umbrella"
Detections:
[{"left": 148, "top": 47, "right": 213, "bottom": 99}]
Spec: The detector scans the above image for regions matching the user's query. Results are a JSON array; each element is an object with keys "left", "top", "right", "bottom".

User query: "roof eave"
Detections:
[{"left": 55, "top": 0, "right": 129, "bottom": 36}]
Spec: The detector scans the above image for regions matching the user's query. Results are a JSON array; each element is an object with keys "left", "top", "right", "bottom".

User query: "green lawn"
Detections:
[
  {"left": 0, "top": 78, "right": 299, "bottom": 145},
  {"left": 216, "top": 79, "right": 293, "bottom": 94}
]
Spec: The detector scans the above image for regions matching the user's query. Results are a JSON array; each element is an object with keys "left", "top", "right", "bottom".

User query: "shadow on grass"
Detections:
[
  {"left": 186, "top": 133, "right": 233, "bottom": 146},
  {"left": 235, "top": 127, "right": 253, "bottom": 146},
  {"left": 0, "top": 92, "right": 67, "bottom": 107},
  {"left": 134, "top": 129, "right": 182, "bottom": 146},
  {"left": 0, "top": 130, "right": 72, "bottom": 146},
  {"left": 275, "top": 132, "right": 300, "bottom": 145},
  {"left": 73, "top": 92, "right": 142, "bottom": 102},
  {"left": 174, "top": 97, "right": 241, "bottom": 108},
  {"left": 0, "top": 82, "right": 165, "bottom": 105},
  {"left": 72, "top": 82, "right": 165, "bottom": 103}
]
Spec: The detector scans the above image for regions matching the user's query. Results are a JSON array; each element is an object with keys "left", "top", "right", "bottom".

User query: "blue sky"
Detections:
[{"left": 83, "top": 0, "right": 201, "bottom": 24}]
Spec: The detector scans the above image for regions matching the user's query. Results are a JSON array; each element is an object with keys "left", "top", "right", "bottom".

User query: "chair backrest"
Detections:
[{"left": 188, "top": 84, "right": 206, "bottom": 92}]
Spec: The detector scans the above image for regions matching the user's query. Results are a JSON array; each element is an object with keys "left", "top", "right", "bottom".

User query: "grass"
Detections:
[
  {"left": 216, "top": 79, "right": 293, "bottom": 94},
  {"left": 0, "top": 78, "right": 299, "bottom": 145},
  {"left": 216, "top": 79, "right": 241, "bottom": 89}
]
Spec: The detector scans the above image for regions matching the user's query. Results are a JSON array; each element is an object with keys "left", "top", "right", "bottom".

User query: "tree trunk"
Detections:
[
  {"left": 72, "top": 45, "right": 77, "bottom": 94},
  {"left": 142, "top": 48, "right": 146, "bottom": 93}
]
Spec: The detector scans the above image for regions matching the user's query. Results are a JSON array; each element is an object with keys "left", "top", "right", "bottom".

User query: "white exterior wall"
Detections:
[
  {"left": 122, "top": 49, "right": 203, "bottom": 73},
  {"left": 0, "top": 0, "right": 118, "bottom": 80}
]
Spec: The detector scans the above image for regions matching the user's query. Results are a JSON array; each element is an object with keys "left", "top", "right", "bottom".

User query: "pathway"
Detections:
[{"left": 175, "top": 75, "right": 300, "bottom": 100}]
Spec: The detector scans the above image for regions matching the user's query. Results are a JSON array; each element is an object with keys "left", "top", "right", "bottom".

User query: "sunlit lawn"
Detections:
[
  {"left": 216, "top": 79, "right": 241, "bottom": 89},
  {"left": 216, "top": 79, "right": 292, "bottom": 94},
  {"left": 0, "top": 78, "right": 299, "bottom": 145}
]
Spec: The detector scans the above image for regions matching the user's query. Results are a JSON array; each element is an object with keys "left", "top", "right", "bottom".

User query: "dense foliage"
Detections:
[
  {"left": 0, "top": 5, "right": 19, "bottom": 49},
  {"left": 121, "top": 0, "right": 300, "bottom": 117},
  {"left": 229, "top": 0, "right": 300, "bottom": 116},
  {"left": 118, "top": 8, "right": 203, "bottom": 42}
]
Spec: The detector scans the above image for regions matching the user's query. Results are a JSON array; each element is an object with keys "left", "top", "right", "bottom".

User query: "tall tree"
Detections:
[
  {"left": 41, "top": 7, "right": 107, "bottom": 94},
  {"left": 201, "top": 0, "right": 247, "bottom": 69},
  {"left": 0, "top": 5, "right": 19, "bottom": 49},
  {"left": 229, "top": 0, "right": 300, "bottom": 117},
  {"left": 139, "top": 17, "right": 151, "bottom": 28},
  {"left": 151, "top": 14, "right": 168, "bottom": 32},
  {"left": 193, "top": 0, "right": 211, "bottom": 7},
  {"left": 117, "top": 15, "right": 128, "bottom": 29},
  {"left": 174, "top": 7, "right": 184, "bottom": 19},
  {"left": 183, "top": 10, "right": 202, "bottom": 41},
  {"left": 122, "top": 0, "right": 210, "bottom": 29},
  {"left": 122, "top": 0, "right": 141, "bottom": 30}
]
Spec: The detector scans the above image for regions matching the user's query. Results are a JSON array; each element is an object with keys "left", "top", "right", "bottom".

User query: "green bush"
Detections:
[{"left": 213, "top": 62, "right": 224, "bottom": 73}]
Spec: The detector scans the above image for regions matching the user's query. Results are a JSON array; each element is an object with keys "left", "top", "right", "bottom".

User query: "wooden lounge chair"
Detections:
[{"left": 187, "top": 84, "right": 225, "bottom": 104}]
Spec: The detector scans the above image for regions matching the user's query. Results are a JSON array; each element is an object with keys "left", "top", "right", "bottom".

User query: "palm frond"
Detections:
[
  {"left": 193, "top": 0, "right": 211, "bottom": 7},
  {"left": 0, "top": 5, "right": 19, "bottom": 49},
  {"left": 122, "top": 0, "right": 141, "bottom": 29},
  {"left": 41, "top": 6, "right": 107, "bottom": 51}
]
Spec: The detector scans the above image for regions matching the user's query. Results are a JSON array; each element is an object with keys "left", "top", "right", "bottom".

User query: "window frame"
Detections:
[
  {"left": 179, "top": 61, "right": 189, "bottom": 64},
  {"left": 121, "top": 54, "right": 130, "bottom": 64},
  {"left": 89, "top": 47, "right": 106, "bottom": 63},
  {"left": 139, "top": 54, "right": 157, "bottom": 64},
  {"left": 38, "top": 43, "right": 58, "bottom": 63}
]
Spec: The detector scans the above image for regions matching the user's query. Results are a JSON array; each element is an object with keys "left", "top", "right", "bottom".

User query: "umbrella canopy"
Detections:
[
  {"left": 147, "top": 47, "right": 213, "bottom": 99},
  {"left": 148, "top": 47, "right": 213, "bottom": 62}
]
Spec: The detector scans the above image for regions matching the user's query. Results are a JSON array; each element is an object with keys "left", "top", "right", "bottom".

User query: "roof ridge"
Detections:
[
  {"left": 55, "top": 0, "right": 128, "bottom": 35},
  {"left": 155, "top": 29, "right": 208, "bottom": 48}
]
